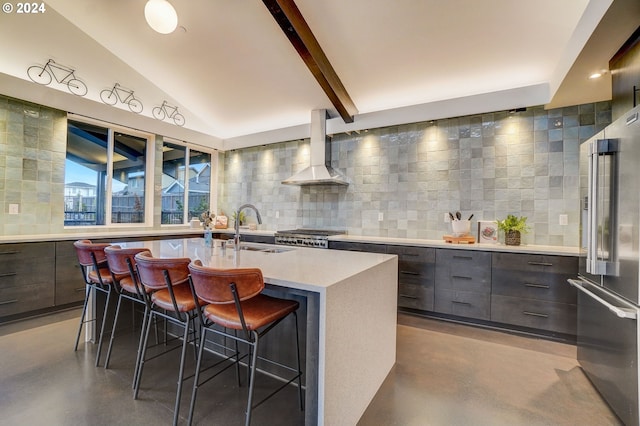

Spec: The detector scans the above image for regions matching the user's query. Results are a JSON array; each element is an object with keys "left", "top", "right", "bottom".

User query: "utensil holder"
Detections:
[{"left": 451, "top": 220, "right": 471, "bottom": 236}]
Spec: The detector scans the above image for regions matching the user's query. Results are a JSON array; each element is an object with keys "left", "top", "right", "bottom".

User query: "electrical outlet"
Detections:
[
  {"left": 275, "top": 211, "right": 279, "bottom": 218},
  {"left": 378, "top": 212, "right": 384, "bottom": 221},
  {"left": 559, "top": 214, "right": 568, "bottom": 226},
  {"left": 444, "top": 212, "right": 450, "bottom": 223},
  {"left": 8, "top": 204, "right": 19, "bottom": 215}
]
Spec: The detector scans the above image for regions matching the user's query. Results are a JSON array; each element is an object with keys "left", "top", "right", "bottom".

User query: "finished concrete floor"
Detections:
[{"left": 0, "top": 308, "right": 621, "bottom": 425}]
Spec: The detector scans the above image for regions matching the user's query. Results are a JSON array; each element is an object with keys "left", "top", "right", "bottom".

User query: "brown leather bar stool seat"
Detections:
[
  {"left": 133, "top": 251, "right": 203, "bottom": 426},
  {"left": 73, "top": 239, "right": 114, "bottom": 367},
  {"left": 187, "top": 261, "right": 304, "bottom": 426},
  {"left": 103, "top": 245, "right": 153, "bottom": 382}
]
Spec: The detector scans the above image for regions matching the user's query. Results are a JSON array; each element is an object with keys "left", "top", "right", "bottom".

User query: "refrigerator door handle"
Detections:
[
  {"left": 586, "top": 139, "right": 619, "bottom": 276},
  {"left": 568, "top": 279, "right": 637, "bottom": 319}
]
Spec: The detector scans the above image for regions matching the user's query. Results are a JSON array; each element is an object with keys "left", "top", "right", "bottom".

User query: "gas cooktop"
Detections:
[{"left": 274, "top": 229, "right": 346, "bottom": 248}]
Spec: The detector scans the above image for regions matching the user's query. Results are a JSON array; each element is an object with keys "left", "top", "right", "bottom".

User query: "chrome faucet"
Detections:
[{"left": 234, "top": 204, "right": 262, "bottom": 250}]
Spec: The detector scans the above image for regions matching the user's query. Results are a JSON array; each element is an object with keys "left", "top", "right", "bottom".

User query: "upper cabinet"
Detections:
[{"left": 611, "top": 27, "right": 640, "bottom": 121}]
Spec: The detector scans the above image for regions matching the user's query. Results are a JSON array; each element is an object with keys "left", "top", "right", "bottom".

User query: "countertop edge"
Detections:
[
  {"left": 0, "top": 228, "right": 579, "bottom": 256},
  {"left": 328, "top": 235, "right": 580, "bottom": 256}
]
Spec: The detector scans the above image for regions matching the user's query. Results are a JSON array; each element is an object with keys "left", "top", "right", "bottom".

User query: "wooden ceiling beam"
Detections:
[{"left": 262, "top": 0, "right": 357, "bottom": 123}]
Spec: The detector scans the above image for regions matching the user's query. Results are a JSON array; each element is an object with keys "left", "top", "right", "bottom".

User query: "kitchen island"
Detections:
[{"left": 116, "top": 238, "right": 398, "bottom": 426}]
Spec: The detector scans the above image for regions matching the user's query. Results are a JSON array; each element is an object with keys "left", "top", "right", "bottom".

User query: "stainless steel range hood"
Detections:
[{"left": 282, "top": 109, "right": 349, "bottom": 186}]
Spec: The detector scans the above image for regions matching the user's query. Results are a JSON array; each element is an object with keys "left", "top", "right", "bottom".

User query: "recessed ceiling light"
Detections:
[{"left": 589, "top": 70, "right": 608, "bottom": 80}]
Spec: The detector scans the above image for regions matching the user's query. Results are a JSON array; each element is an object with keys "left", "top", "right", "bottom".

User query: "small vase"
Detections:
[
  {"left": 204, "top": 228, "right": 213, "bottom": 247},
  {"left": 505, "top": 230, "right": 521, "bottom": 246}
]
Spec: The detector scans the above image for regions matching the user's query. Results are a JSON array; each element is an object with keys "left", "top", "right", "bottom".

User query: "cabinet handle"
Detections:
[
  {"left": 400, "top": 271, "right": 420, "bottom": 276},
  {"left": 527, "top": 261, "right": 553, "bottom": 267},
  {"left": 523, "top": 311, "right": 549, "bottom": 318},
  {"left": 453, "top": 255, "right": 472, "bottom": 260},
  {"left": 451, "top": 275, "right": 472, "bottom": 280},
  {"left": 452, "top": 300, "right": 471, "bottom": 306},
  {"left": 399, "top": 294, "right": 419, "bottom": 299},
  {"left": 0, "top": 251, "right": 20, "bottom": 255},
  {"left": 524, "top": 283, "right": 550, "bottom": 289},
  {"left": 0, "top": 272, "right": 17, "bottom": 277},
  {"left": 403, "top": 253, "right": 420, "bottom": 257},
  {"left": 75, "top": 287, "right": 86, "bottom": 292},
  {"left": 0, "top": 299, "right": 18, "bottom": 305}
]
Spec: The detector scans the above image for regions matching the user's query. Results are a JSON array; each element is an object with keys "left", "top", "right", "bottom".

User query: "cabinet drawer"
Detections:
[
  {"left": 398, "top": 262, "right": 434, "bottom": 286},
  {"left": 0, "top": 258, "right": 55, "bottom": 289},
  {"left": 0, "top": 243, "right": 55, "bottom": 274},
  {"left": 398, "top": 282, "right": 434, "bottom": 311},
  {"left": 329, "top": 241, "right": 387, "bottom": 253},
  {"left": 492, "top": 271, "right": 577, "bottom": 303},
  {"left": 492, "top": 253, "right": 577, "bottom": 274},
  {"left": 387, "top": 245, "right": 435, "bottom": 263},
  {"left": 492, "top": 253, "right": 577, "bottom": 303},
  {"left": 0, "top": 242, "right": 54, "bottom": 259},
  {"left": 435, "top": 249, "right": 491, "bottom": 292},
  {"left": 491, "top": 295, "right": 577, "bottom": 335},
  {"left": 0, "top": 282, "right": 55, "bottom": 317},
  {"left": 434, "top": 289, "right": 491, "bottom": 320}
]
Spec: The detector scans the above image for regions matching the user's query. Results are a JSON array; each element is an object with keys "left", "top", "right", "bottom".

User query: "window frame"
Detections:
[
  {"left": 65, "top": 114, "right": 155, "bottom": 228},
  {"left": 161, "top": 137, "right": 217, "bottom": 227}
]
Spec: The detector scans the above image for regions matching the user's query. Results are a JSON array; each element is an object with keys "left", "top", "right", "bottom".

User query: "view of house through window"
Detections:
[
  {"left": 161, "top": 141, "right": 211, "bottom": 225},
  {"left": 65, "top": 119, "right": 150, "bottom": 226}
]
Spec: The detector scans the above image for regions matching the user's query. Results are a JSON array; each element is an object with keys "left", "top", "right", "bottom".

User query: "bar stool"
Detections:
[
  {"left": 186, "top": 261, "right": 304, "bottom": 426},
  {"left": 73, "top": 239, "right": 114, "bottom": 367},
  {"left": 133, "top": 251, "right": 202, "bottom": 426},
  {"left": 103, "top": 245, "right": 153, "bottom": 381}
]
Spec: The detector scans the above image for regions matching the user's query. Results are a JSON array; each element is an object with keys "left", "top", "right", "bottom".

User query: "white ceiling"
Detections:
[{"left": 0, "top": 0, "right": 638, "bottom": 150}]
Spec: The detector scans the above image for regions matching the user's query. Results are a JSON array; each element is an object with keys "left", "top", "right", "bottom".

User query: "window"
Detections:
[
  {"left": 64, "top": 118, "right": 151, "bottom": 226},
  {"left": 161, "top": 141, "right": 211, "bottom": 225}
]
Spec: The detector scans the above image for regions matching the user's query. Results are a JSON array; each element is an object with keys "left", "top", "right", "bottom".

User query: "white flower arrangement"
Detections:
[{"left": 200, "top": 210, "right": 216, "bottom": 229}]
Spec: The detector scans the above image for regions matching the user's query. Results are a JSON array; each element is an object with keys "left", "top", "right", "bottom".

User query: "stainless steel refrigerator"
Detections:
[{"left": 568, "top": 105, "right": 640, "bottom": 426}]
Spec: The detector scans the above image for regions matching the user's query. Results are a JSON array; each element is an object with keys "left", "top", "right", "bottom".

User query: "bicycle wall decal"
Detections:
[
  {"left": 152, "top": 100, "right": 185, "bottom": 126},
  {"left": 100, "top": 83, "right": 144, "bottom": 113},
  {"left": 27, "top": 59, "right": 88, "bottom": 96}
]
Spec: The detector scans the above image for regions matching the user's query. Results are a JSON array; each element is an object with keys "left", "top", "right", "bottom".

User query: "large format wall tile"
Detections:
[{"left": 220, "top": 103, "right": 612, "bottom": 246}]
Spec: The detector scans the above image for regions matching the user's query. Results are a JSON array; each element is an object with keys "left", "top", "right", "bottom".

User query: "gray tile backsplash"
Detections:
[
  {"left": 219, "top": 103, "right": 612, "bottom": 246},
  {"left": 0, "top": 95, "right": 67, "bottom": 235}
]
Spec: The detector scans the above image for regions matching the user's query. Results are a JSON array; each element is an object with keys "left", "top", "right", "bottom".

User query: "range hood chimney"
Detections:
[{"left": 282, "top": 109, "right": 349, "bottom": 186}]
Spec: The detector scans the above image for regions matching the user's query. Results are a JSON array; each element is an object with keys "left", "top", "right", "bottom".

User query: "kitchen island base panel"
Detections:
[{"left": 320, "top": 257, "right": 398, "bottom": 426}]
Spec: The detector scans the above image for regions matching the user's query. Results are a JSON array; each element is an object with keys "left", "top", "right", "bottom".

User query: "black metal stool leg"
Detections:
[
  {"left": 74, "top": 285, "right": 91, "bottom": 351},
  {"left": 104, "top": 293, "right": 124, "bottom": 369},
  {"left": 132, "top": 305, "right": 150, "bottom": 388},
  {"left": 245, "top": 331, "right": 259, "bottom": 426},
  {"left": 187, "top": 326, "right": 208, "bottom": 426},
  {"left": 133, "top": 310, "right": 154, "bottom": 398},
  {"left": 172, "top": 319, "right": 192, "bottom": 426},
  {"left": 95, "top": 286, "right": 112, "bottom": 367}
]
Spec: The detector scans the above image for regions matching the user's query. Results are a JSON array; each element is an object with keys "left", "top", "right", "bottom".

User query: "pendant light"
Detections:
[{"left": 144, "top": 0, "right": 178, "bottom": 34}]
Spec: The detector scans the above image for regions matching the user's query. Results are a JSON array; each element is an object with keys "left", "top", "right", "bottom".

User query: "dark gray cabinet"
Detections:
[
  {"left": 491, "top": 253, "right": 578, "bottom": 335},
  {"left": 0, "top": 242, "right": 55, "bottom": 317},
  {"left": 387, "top": 245, "right": 435, "bottom": 311},
  {"left": 55, "top": 241, "right": 86, "bottom": 306},
  {"left": 434, "top": 249, "right": 492, "bottom": 320}
]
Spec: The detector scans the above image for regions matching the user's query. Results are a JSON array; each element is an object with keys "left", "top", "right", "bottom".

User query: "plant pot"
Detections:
[{"left": 505, "top": 230, "right": 521, "bottom": 246}]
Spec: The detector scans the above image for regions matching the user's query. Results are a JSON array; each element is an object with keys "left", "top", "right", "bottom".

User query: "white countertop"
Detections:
[
  {"left": 115, "top": 238, "right": 396, "bottom": 293},
  {"left": 0, "top": 228, "right": 205, "bottom": 244},
  {"left": 330, "top": 234, "right": 580, "bottom": 256},
  {"left": 0, "top": 227, "right": 579, "bottom": 256}
]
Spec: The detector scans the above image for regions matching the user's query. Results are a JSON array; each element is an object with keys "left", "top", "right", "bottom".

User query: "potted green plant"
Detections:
[
  {"left": 496, "top": 214, "right": 530, "bottom": 246},
  {"left": 232, "top": 210, "right": 246, "bottom": 227}
]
